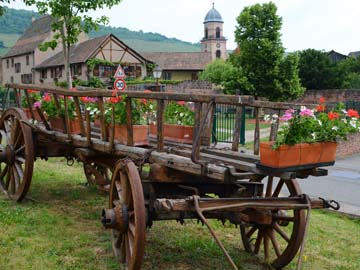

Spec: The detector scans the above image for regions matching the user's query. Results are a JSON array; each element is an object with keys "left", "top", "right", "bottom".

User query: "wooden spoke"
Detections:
[
  {"left": 83, "top": 162, "right": 114, "bottom": 192},
  {"left": 273, "top": 223, "right": 290, "bottom": 243},
  {"left": 272, "top": 179, "right": 284, "bottom": 197},
  {"left": 265, "top": 176, "right": 273, "bottom": 197},
  {"left": 108, "top": 160, "right": 146, "bottom": 270},
  {"left": 254, "top": 230, "right": 263, "bottom": 254},
  {"left": 246, "top": 226, "right": 258, "bottom": 239},
  {"left": 240, "top": 178, "right": 306, "bottom": 269},
  {"left": 269, "top": 229, "right": 281, "bottom": 258},
  {"left": 0, "top": 108, "right": 34, "bottom": 201},
  {"left": 264, "top": 231, "right": 270, "bottom": 261}
]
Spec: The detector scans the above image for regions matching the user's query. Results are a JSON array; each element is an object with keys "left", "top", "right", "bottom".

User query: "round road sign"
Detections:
[{"left": 114, "top": 78, "right": 126, "bottom": 91}]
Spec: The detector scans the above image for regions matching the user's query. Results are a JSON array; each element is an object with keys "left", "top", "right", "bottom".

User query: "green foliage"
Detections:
[
  {"left": 164, "top": 101, "right": 194, "bottom": 126},
  {"left": 298, "top": 49, "right": 344, "bottom": 89},
  {"left": 40, "top": 94, "right": 76, "bottom": 120},
  {"left": 231, "top": 2, "right": 304, "bottom": 100},
  {"left": 200, "top": 59, "right": 243, "bottom": 94},
  {"left": 86, "top": 58, "right": 115, "bottom": 71},
  {"left": 104, "top": 96, "right": 140, "bottom": 125},
  {"left": 124, "top": 79, "right": 182, "bottom": 85},
  {"left": 272, "top": 102, "right": 360, "bottom": 149},
  {"left": 87, "top": 77, "right": 105, "bottom": 88},
  {"left": 55, "top": 81, "right": 68, "bottom": 88}
]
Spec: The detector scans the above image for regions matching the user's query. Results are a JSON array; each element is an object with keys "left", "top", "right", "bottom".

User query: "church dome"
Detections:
[{"left": 204, "top": 5, "right": 223, "bottom": 23}]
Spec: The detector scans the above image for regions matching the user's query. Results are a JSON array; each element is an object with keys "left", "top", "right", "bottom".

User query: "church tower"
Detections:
[{"left": 201, "top": 3, "right": 227, "bottom": 60}]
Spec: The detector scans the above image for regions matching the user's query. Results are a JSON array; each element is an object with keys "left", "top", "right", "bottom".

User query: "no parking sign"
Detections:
[{"left": 114, "top": 78, "right": 126, "bottom": 91}]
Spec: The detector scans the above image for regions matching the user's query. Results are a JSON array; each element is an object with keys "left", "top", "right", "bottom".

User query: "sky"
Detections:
[{"left": 6, "top": 0, "right": 360, "bottom": 54}]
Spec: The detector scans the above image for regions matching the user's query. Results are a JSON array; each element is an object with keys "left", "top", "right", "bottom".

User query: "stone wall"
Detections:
[
  {"left": 127, "top": 80, "right": 219, "bottom": 94},
  {"left": 336, "top": 133, "right": 360, "bottom": 158},
  {"left": 296, "top": 89, "right": 360, "bottom": 103}
]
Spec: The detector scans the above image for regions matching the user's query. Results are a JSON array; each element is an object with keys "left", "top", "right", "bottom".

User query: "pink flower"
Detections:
[
  {"left": 300, "top": 108, "right": 314, "bottom": 117},
  {"left": 33, "top": 101, "right": 41, "bottom": 108},
  {"left": 280, "top": 109, "right": 294, "bottom": 121}
]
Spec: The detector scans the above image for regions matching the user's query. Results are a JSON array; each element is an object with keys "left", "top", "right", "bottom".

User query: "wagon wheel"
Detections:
[
  {"left": 239, "top": 177, "right": 306, "bottom": 269},
  {"left": 0, "top": 108, "right": 34, "bottom": 202},
  {"left": 104, "top": 159, "right": 146, "bottom": 270},
  {"left": 83, "top": 162, "right": 113, "bottom": 192}
]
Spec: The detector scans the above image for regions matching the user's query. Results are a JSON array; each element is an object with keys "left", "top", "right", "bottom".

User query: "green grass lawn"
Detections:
[{"left": 0, "top": 159, "right": 359, "bottom": 270}]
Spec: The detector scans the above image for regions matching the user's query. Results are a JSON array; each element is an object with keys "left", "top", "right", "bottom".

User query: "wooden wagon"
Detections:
[{"left": 0, "top": 84, "right": 340, "bottom": 270}]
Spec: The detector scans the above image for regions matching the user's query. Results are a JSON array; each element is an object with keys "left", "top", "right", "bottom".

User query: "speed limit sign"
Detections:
[{"left": 114, "top": 78, "right": 126, "bottom": 91}]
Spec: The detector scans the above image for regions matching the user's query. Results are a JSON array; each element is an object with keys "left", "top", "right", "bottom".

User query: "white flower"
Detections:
[
  {"left": 342, "top": 119, "right": 347, "bottom": 124},
  {"left": 177, "top": 120, "right": 182, "bottom": 125},
  {"left": 149, "top": 104, "right": 153, "bottom": 110},
  {"left": 318, "top": 120, "right": 322, "bottom": 126},
  {"left": 332, "top": 126, "right": 338, "bottom": 131},
  {"left": 272, "top": 114, "right": 279, "bottom": 119},
  {"left": 342, "top": 109, "right": 347, "bottom": 114},
  {"left": 350, "top": 120, "right": 357, "bottom": 128},
  {"left": 311, "top": 132, "right": 316, "bottom": 139},
  {"left": 180, "top": 112, "right": 184, "bottom": 117},
  {"left": 301, "top": 106, "right": 306, "bottom": 111},
  {"left": 264, "top": 114, "right": 270, "bottom": 121}
]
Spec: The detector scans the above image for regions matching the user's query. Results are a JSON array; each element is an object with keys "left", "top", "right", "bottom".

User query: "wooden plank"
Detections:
[
  {"left": 109, "top": 105, "right": 115, "bottom": 151},
  {"left": 202, "top": 148, "right": 259, "bottom": 163},
  {"left": 232, "top": 106, "right": 243, "bottom": 151},
  {"left": 269, "top": 109, "right": 281, "bottom": 141},
  {"left": 254, "top": 107, "right": 260, "bottom": 155},
  {"left": 98, "top": 97, "right": 107, "bottom": 141},
  {"left": 149, "top": 151, "right": 228, "bottom": 182},
  {"left": 24, "top": 90, "right": 35, "bottom": 119},
  {"left": 85, "top": 110, "right": 91, "bottom": 146},
  {"left": 192, "top": 102, "right": 202, "bottom": 160},
  {"left": 156, "top": 99, "right": 165, "bottom": 151},
  {"left": 126, "top": 98, "right": 134, "bottom": 146},
  {"left": 63, "top": 97, "right": 72, "bottom": 140},
  {"left": 53, "top": 94, "right": 67, "bottom": 132},
  {"left": 13, "top": 88, "right": 20, "bottom": 108},
  {"left": 35, "top": 107, "right": 51, "bottom": 130},
  {"left": 73, "top": 96, "right": 85, "bottom": 136},
  {"left": 32, "top": 125, "right": 151, "bottom": 160}
]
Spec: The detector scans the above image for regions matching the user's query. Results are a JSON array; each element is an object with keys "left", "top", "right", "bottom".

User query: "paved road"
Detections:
[{"left": 299, "top": 155, "right": 360, "bottom": 216}]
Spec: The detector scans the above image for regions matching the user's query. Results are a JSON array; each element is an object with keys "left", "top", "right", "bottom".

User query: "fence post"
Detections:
[{"left": 212, "top": 111, "right": 217, "bottom": 143}]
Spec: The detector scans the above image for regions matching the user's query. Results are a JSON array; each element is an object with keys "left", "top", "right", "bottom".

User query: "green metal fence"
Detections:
[
  {"left": 212, "top": 104, "right": 246, "bottom": 144},
  {"left": 0, "top": 87, "right": 17, "bottom": 111}
]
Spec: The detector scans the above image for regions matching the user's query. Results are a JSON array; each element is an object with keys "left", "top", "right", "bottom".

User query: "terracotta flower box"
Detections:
[
  {"left": 259, "top": 141, "right": 337, "bottom": 168},
  {"left": 49, "top": 118, "right": 82, "bottom": 135},
  {"left": 108, "top": 124, "right": 149, "bottom": 146},
  {"left": 23, "top": 108, "right": 42, "bottom": 121},
  {"left": 149, "top": 124, "right": 193, "bottom": 144}
]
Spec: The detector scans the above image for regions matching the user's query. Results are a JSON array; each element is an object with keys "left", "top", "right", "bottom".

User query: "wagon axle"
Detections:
[
  {"left": 101, "top": 204, "right": 129, "bottom": 233},
  {"left": 0, "top": 145, "right": 17, "bottom": 165}
]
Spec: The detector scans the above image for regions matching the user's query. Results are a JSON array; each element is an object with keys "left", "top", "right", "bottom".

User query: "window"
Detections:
[
  {"left": 10, "top": 76, "right": 14, "bottom": 83},
  {"left": 216, "top": 27, "right": 221, "bottom": 39},
  {"left": 11, "top": 58, "right": 14, "bottom": 67},
  {"left": 164, "top": 72, "right": 171, "bottom": 80},
  {"left": 191, "top": 72, "right": 198, "bottom": 80},
  {"left": 15, "top": 63, "right": 21, "bottom": 73},
  {"left": 216, "top": 50, "right": 221, "bottom": 58},
  {"left": 71, "top": 64, "right": 82, "bottom": 76},
  {"left": 96, "top": 65, "right": 112, "bottom": 77},
  {"left": 40, "top": 69, "right": 47, "bottom": 79},
  {"left": 26, "top": 55, "right": 30, "bottom": 65},
  {"left": 21, "top": 74, "right": 33, "bottom": 84},
  {"left": 50, "top": 67, "right": 62, "bottom": 78},
  {"left": 6, "top": 59, "right": 9, "bottom": 68},
  {"left": 205, "top": 28, "right": 208, "bottom": 39}
]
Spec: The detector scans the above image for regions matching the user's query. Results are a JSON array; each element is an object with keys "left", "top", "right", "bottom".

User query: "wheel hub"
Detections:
[
  {"left": 0, "top": 145, "right": 16, "bottom": 165},
  {"left": 101, "top": 204, "right": 129, "bottom": 233}
]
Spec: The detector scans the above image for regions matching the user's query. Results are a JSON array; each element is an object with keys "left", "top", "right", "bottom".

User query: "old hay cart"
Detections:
[{"left": 0, "top": 84, "right": 340, "bottom": 270}]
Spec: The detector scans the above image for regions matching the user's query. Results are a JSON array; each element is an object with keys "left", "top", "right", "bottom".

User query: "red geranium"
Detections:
[
  {"left": 43, "top": 94, "right": 51, "bottom": 102},
  {"left": 328, "top": 112, "right": 339, "bottom": 120},
  {"left": 316, "top": 104, "right": 325, "bottom": 112},
  {"left": 109, "top": 96, "right": 122, "bottom": 103},
  {"left": 319, "top": 97, "right": 325, "bottom": 104},
  {"left": 177, "top": 101, "right": 185, "bottom": 106},
  {"left": 27, "top": 89, "right": 37, "bottom": 93},
  {"left": 347, "top": 109, "right": 359, "bottom": 118}
]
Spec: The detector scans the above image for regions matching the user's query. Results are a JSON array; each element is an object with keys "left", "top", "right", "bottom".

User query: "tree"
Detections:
[
  {"left": 0, "top": 0, "right": 10, "bottom": 16},
  {"left": 298, "top": 49, "right": 344, "bottom": 89},
  {"left": 233, "top": 2, "right": 304, "bottom": 100},
  {"left": 24, "top": 0, "right": 122, "bottom": 89}
]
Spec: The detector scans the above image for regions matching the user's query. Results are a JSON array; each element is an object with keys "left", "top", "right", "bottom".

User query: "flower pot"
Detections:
[
  {"left": 109, "top": 124, "right": 149, "bottom": 146},
  {"left": 23, "top": 108, "right": 42, "bottom": 121},
  {"left": 49, "top": 118, "right": 82, "bottom": 135},
  {"left": 150, "top": 124, "right": 193, "bottom": 144},
  {"left": 259, "top": 142, "right": 337, "bottom": 168},
  {"left": 319, "top": 142, "right": 337, "bottom": 163}
]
